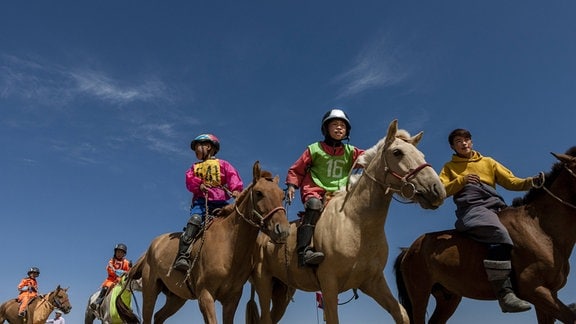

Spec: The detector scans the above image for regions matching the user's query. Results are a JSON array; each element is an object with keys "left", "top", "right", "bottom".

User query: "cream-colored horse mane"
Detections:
[{"left": 344, "top": 129, "right": 412, "bottom": 190}]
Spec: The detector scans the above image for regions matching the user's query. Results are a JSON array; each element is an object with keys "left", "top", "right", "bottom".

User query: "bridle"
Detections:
[
  {"left": 43, "top": 289, "right": 70, "bottom": 313},
  {"left": 362, "top": 146, "right": 432, "bottom": 200},
  {"left": 541, "top": 163, "right": 576, "bottom": 210},
  {"left": 235, "top": 182, "right": 286, "bottom": 228}
]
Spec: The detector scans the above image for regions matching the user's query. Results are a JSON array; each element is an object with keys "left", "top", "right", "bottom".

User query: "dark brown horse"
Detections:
[
  {"left": 394, "top": 147, "right": 576, "bottom": 324},
  {"left": 0, "top": 285, "right": 72, "bottom": 323},
  {"left": 117, "top": 161, "right": 290, "bottom": 324}
]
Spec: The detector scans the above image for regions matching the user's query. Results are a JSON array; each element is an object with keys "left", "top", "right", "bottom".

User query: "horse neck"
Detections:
[
  {"left": 31, "top": 294, "right": 54, "bottom": 322},
  {"left": 534, "top": 175, "right": 576, "bottom": 255},
  {"left": 342, "top": 163, "right": 393, "bottom": 228},
  {"left": 220, "top": 193, "right": 261, "bottom": 255}
]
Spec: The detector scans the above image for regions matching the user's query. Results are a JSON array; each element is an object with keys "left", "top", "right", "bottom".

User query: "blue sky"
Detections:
[{"left": 1, "top": 1, "right": 575, "bottom": 323}]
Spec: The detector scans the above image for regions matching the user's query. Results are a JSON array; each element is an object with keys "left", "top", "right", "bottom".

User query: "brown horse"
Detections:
[
  {"left": 394, "top": 147, "right": 576, "bottom": 324},
  {"left": 247, "top": 120, "right": 446, "bottom": 324},
  {"left": 116, "top": 161, "right": 290, "bottom": 324},
  {"left": 0, "top": 285, "right": 72, "bottom": 323}
]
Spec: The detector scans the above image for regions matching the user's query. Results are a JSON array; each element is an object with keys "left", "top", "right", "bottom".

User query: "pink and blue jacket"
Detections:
[{"left": 186, "top": 158, "right": 244, "bottom": 203}]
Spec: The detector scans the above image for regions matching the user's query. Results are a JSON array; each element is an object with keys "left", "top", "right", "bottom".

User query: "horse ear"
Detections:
[
  {"left": 273, "top": 175, "right": 279, "bottom": 184},
  {"left": 411, "top": 131, "right": 424, "bottom": 146},
  {"left": 385, "top": 119, "right": 398, "bottom": 147},
  {"left": 253, "top": 161, "right": 261, "bottom": 185},
  {"left": 551, "top": 152, "right": 571, "bottom": 163}
]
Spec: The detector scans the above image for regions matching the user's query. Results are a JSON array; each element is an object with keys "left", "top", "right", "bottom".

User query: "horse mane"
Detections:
[
  {"left": 348, "top": 129, "right": 412, "bottom": 189},
  {"left": 213, "top": 171, "right": 276, "bottom": 217},
  {"left": 512, "top": 146, "right": 576, "bottom": 207}
]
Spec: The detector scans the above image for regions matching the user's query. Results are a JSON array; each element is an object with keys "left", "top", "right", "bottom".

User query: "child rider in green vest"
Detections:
[{"left": 286, "top": 109, "right": 364, "bottom": 267}]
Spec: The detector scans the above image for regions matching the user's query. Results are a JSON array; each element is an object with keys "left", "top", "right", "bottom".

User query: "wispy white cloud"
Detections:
[
  {"left": 334, "top": 34, "right": 414, "bottom": 98},
  {"left": 0, "top": 54, "right": 167, "bottom": 106},
  {"left": 68, "top": 70, "right": 166, "bottom": 105},
  {"left": 137, "top": 123, "right": 182, "bottom": 155}
]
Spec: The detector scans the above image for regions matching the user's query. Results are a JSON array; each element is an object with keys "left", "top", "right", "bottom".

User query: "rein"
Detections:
[
  {"left": 186, "top": 183, "right": 286, "bottom": 281},
  {"left": 38, "top": 289, "right": 67, "bottom": 312},
  {"left": 542, "top": 164, "right": 576, "bottom": 210},
  {"left": 234, "top": 187, "right": 286, "bottom": 228},
  {"left": 362, "top": 159, "right": 432, "bottom": 200}
]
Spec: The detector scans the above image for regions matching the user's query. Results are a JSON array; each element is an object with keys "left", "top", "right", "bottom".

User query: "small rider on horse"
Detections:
[
  {"left": 91, "top": 243, "right": 131, "bottom": 310},
  {"left": 172, "top": 133, "right": 244, "bottom": 272},
  {"left": 17, "top": 267, "right": 40, "bottom": 317},
  {"left": 439, "top": 128, "right": 544, "bottom": 313},
  {"left": 286, "top": 109, "right": 364, "bottom": 267}
]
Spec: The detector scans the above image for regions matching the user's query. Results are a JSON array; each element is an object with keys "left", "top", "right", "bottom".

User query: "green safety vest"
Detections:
[{"left": 308, "top": 142, "right": 354, "bottom": 192}]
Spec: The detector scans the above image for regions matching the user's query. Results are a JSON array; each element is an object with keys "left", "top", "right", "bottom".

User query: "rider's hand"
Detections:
[
  {"left": 231, "top": 190, "right": 241, "bottom": 198},
  {"left": 531, "top": 172, "right": 545, "bottom": 188},
  {"left": 115, "top": 269, "right": 126, "bottom": 277},
  {"left": 286, "top": 184, "right": 296, "bottom": 203},
  {"left": 199, "top": 183, "right": 209, "bottom": 193},
  {"left": 465, "top": 174, "right": 480, "bottom": 184}
]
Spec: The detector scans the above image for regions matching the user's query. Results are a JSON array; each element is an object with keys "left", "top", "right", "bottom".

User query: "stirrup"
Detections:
[
  {"left": 173, "top": 257, "right": 190, "bottom": 271},
  {"left": 303, "top": 249, "right": 325, "bottom": 265}
]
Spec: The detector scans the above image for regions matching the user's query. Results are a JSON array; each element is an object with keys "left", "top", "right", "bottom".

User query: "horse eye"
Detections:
[
  {"left": 254, "top": 190, "right": 264, "bottom": 198},
  {"left": 392, "top": 149, "right": 402, "bottom": 157}
]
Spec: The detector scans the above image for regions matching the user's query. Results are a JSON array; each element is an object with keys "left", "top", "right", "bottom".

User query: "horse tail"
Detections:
[
  {"left": 115, "top": 293, "right": 140, "bottom": 324},
  {"left": 114, "top": 254, "right": 145, "bottom": 324},
  {"left": 245, "top": 284, "right": 260, "bottom": 324},
  {"left": 128, "top": 254, "right": 145, "bottom": 281},
  {"left": 394, "top": 248, "right": 413, "bottom": 322}
]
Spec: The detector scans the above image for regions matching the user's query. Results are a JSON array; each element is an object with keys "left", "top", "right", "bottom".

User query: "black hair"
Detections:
[{"left": 448, "top": 128, "right": 472, "bottom": 145}]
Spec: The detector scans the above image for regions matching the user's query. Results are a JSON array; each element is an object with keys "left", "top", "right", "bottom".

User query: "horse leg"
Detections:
[
  {"left": 429, "top": 285, "right": 461, "bottom": 324},
  {"left": 221, "top": 292, "right": 242, "bottom": 324},
  {"left": 319, "top": 287, "right": 340, "bottom": 324},
  {"left": 153, "top": 292, "right": 186, "bottom": 324},
  {"left": 359, "top": 274, "right": 409, "bottom": 324},
  {"left": 141, "top": 275, "right": 163, "bottom": 324},
  {"left": 535, "top": 307, "right": 557, "bottom": 324},
  {"left": 271, "top": 280, "right": 296, "bottom": 323},
  {"left": 197, "top": 289, "right": 218, "bottom": 324},
  {"left": 253, "top": 275, "right": 275, "bottom": 324},
  {"left": 529, "top": 286, "right": 576, "bottom": 324}
]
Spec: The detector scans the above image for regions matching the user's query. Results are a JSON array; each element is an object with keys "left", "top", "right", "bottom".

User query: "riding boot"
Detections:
[
  {"left": 297, "top": 200, "right": 324, "bottom": 267},
  {"left": 91, "top": 286, "right": 108, "bottom": 310},
  {"left": 173, "top": 214, "right": 202, "bottom": 272},
  {"left": 484, "top": 259, "right": 532, "bottom": 313}
]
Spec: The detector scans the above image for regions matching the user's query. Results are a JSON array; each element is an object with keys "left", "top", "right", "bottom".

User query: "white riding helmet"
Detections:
[{"left": 321, "top": 108, "right": 351, "bottom": 137}]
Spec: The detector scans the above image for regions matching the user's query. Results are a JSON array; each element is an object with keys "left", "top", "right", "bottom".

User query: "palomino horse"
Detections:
[
  {"left": 85, "top": 276, "right": 142, "bottom": 324},
  {"left": 394, "top": 147, "right": 576, "bottom": 324},
  {"left": 116, "top": 161, "right": 290, "bottom": 324},
  {"left": 247, "top": 119, "right": 446, "bottom": 324},
  {"left": 0, "top": 285, "right": 72, "bottom": 323}
]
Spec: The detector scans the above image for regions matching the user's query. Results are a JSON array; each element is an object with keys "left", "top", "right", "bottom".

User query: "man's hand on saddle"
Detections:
[{"left": 465, "top": 174, "right": 480, "bottom": 184}]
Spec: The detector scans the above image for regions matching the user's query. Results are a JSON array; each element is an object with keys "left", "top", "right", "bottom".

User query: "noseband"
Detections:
[
  {"left": 235, "top": 185, "right": 285, "bottom": 228},
  {"left": 47, "top": 289, "right": 69, "bottom": 312},
  {"left": 362, "top": 147, "right": 432, "bottom": 200}
]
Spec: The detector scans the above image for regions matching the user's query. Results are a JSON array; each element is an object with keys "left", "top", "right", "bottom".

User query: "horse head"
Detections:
[
  {"left": 359, "top": 119, "right": 445, "bottom": 209},
  {"left": 235, "top": 161, "right": 290, "bottom": 243},
  {"left": 50, "top": 285, "right": 72, "bottom": 314}
]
